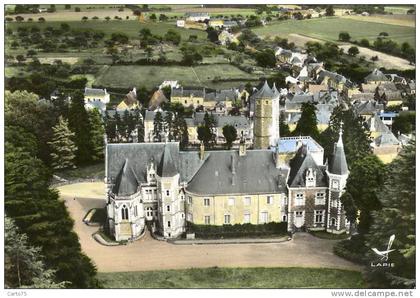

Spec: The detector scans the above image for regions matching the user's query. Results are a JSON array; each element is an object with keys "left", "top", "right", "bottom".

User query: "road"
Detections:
[{"left": 58, "top": 182, "right": 362, "bottom": 273}]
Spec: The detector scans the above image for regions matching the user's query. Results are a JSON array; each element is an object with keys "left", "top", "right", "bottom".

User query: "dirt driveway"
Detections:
[{"left": 57, "top": 182, "right": 362, "bottom": 273}]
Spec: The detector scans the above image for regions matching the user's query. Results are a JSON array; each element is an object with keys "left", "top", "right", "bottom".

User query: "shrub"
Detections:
[
  {"left": 186, "top": 222, "right": 288, "bottom": 239},
  {"left": 333, "top": 235, "right": 368, "bottom": 264}
]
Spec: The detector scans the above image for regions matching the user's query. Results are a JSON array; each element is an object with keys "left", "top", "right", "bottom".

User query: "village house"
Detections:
[
  {"left": 84, "top": 87, "right": 110, "bottom": 112},
  {"left": 116, "top": 88, "right": 140, "bottom": 111}
]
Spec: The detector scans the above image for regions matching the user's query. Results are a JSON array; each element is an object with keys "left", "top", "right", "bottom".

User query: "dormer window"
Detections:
[{"left": 306, "top": 168, "right": 316, "bottom": 187}]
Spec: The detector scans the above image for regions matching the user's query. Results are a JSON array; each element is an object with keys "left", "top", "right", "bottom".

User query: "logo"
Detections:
[{"left": 370, "top": 234, "right": 396, "bottom": 267}]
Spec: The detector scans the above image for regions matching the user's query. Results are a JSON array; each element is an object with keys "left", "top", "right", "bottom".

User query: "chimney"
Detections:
[
  {"left": 231, "top": 155, "right": 236, "bottom": 175},
  {"left": 200, "top": 141, "right": 205, "bottom": 160},
  {"left": 296, "top": 137, "right": 303, "bottom": 150},
  {"left": 239, "top": 135, "right": 246, "bottom": 156}
]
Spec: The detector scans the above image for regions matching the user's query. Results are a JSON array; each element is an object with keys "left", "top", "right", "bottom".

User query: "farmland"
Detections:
[
  {"left": 94, "top": 64, "right": 262, "bottom": 90},
  {"left": 6, "top": 20, "right": 208, "bottom": 40},
  {"left": 341, "top": 14, "right": 415, "bottom": 28},
  {"left": 253, "top": 17, "right": 415, "bottom": 48}
]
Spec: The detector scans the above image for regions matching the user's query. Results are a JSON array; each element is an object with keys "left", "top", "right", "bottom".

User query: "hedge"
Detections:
[
  {"left": 333, "top": 235, "right": 369, "bottom": 265},
  {"left": 186, "top": 221, "right": 288, "bottom": 239}
]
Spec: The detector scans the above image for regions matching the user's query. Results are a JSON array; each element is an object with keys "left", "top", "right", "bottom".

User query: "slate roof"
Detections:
[
  {"left": 250, "top": 81, "right": 276, "bottom": 100},
  {"left": 112, "top": 159, "right": 139, "bottom": 196},
  {"left": 365, "top": 68, "right": 389, "bottom": 83},
  {"left": 317, "top": 70, "right": 350, "bottom": 86},
  {"left": 84, "top": 87, "right": 107, "bottom": 97},
  {"left": 328, "top": 135, "right": 348, "bottom": 175},
  {"left": 370, "top": 114, "right": 390, "bottom": 133},
  {"left": 354, "top": 100, "right": 384, "bottom": 115},
  {"left": 157, "top": 144, "right": 178, "bottom": 177},
  {"left": 276, "top": 137, "right": 323, "bottom": 154},
  {"left": 171, "top": 87, "right": 205, "bottom": 98},
  {"left": 204, "top": 89, "right": 237, "bottom": 102},
  {"left": 272, "top": 83, "right": 280, "bottom": 97},
  {"left": 373, "top": 131, "right": 400, "bottom": 146},
  {"left": 186, "top": 150, "right": 289, "bottom": 195},
  {"left": 107, "top": 143, "right": 207, "bottom": 197},
  {"left": 287, "top": 145, "right": 327, "bottom": 188}
]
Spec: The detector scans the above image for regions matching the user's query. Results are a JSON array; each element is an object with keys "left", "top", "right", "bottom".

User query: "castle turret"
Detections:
[
  {"left": 252, "top": 81, "right": 280, "bottom": 149},
  {"left": 326, "top": 123, "right": 350, "bottom": 234},
  {"left": 156, "top": 145, "right": 184, "bottom": 238}
]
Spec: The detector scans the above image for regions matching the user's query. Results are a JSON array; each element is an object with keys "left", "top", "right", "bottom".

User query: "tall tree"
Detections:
[
  {"left": 67, "top": 91, "right": 93, "bottom": 165},
  {"left": 365, "top": 140, "right": 415, "bottom": 288},
  {"left": 5, "top": 143, "right": 98, "bottom": 288},
  {"left": 153, "top": 111, "right": 164, "bottom": 142},
  {"left": 293, "top": 102, "right": 320, "bottom": 140},
  {"left": 164, "top": 111, "right": 174, "bottom": 141},
  {"left": 319, "top": 106, "right": 371, "bottom": 166},
  {"left": 204, "top": 112, "right": 217, "bottom": 147},
  {"left": 48, "top": 116, "right": 77, "bottom": 170},
  {"left": 341, "top": 154, "right": 386, "bottom": 235},
  {"left": 222, "top": 125, "right": 238, "bottom": 149},
  {"left": 279, "top": 113, "right": 291, "bottom": 137},
  {"left": 5, "top": 216, "right": 66, "bottom": 288},
  {"left": 134, "top": 108, "right": 144, "bottom": 142},
  {"left": 87, "top": 109, "right": 105, "bottom": 161}
]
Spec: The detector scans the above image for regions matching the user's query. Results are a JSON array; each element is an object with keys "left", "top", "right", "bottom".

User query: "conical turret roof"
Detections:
[
  {"left": 112, "top": 159, "right": 139, "bottom": 196},
  {"left": 157, "top": 144, "right": 178, "bottom": 177},
  {"left": 329, "top": 128, "right": 348, "bottom": 175},
  {"left": 251, "top": 80, "right": 275, "bottom": 100}
]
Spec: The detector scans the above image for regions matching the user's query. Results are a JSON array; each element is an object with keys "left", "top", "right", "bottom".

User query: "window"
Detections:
[
  {"left": 121, "top": 205, "right": 129, "bottom": 220},
  {"left": 228, "top": 197, "right": 235, "bottom": 206},
  {"left": 244, "top": 197, "right": 251, "bottom": 206},
  {"left": 295, "top": 211, "right": 303, "bottom": 217},
  {"left": 166, "top": 190, "right": 170, "bottom": 196},
  {"left": 184, "top": 100, "right": 187, "bottom": 104},
  {"left": 295, "top": 193, "right": 305, "bottom": 206},
  {"left": 332, "top": 180, "right": 339, "bottom": 190},
  {"left": 282, "top": 214, "right": 287, "bottom": 222},
  {"left": 204, "top": 198, "right": 210, "bottom": 206},
  {"left": 331, "top": 217, "right": 336, "bottom": 227},
  {"left": 244, "top": 213, "right": 251, "bottom": 224},
  {"left": 167, "top": 221, "right": 171, "bottom": 228},
  {"left": 134, "top": 205, "right": 138, "bottom": 217},
  {"left": 260, "top": 212, "right": 269, "bottom": 223},
  {"left": 204, "top": 216, "right": 211, "bottom": 225},
  {"left": 224, "top": 214, "right": 231, "bottom": 224},
  {"left": 166, "top": 205, "right": 171, "bottom": 212},
  {"left": 146, "top": 207, "right": 153, "bottom": 217},
  {"left": 282, "top": 196, "right": 288, "bottom": 206},
  {"left": 315, "top": 210, "right": 324, "bottom": 224},
  {"left": 331, "top": 199, "right": 338, "bottom": 208},
  {"left": 266, "top": 196, "right": 273, "bottom": 204},
  {"left": 315, "top": 192, "right": 326, "bottom": 205},
  {"left": 188, "top": 196, "right": 193, "bottom": 204}
]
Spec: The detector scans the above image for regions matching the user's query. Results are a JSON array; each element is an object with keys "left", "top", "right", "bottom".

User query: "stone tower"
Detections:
[
  {"left": 156, "top": 144, "right": 185, "bottom": 238},
  {"left": 252, "top": 81, "right": 280, "bottom": 149},
  {"left": 326, "top": 124, "right": 350, "bottom": 234}
]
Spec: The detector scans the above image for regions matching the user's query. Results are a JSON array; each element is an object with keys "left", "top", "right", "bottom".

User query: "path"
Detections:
[{"left": 57, "top": 182, "right": 362, "bottom": 273}]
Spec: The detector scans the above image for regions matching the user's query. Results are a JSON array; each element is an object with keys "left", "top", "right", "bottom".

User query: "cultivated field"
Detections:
[
  {"left": 253, "top": 17, "right": 416, "bottom": 48},
  {"left": 341, "top": 14, "right": 415, "bottom": 28},
  {"left": 5, "top": 20, "right": 208, "bottom": 40},
  {"left": 98, "top": 267, "right": 366, "bottom": 288},
  {"left": 339, "top": 45, "right": 415, "bottom": 70},
  {"left": 94, "top": 64, "right": 260, "bottom": 89}
]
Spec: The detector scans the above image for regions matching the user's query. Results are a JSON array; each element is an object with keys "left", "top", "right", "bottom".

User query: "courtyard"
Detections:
[{"left": 57, "top": 182, "right": 362, "bottom": 273}]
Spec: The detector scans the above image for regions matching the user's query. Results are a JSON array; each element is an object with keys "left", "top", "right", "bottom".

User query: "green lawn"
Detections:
[
  {"left": 5, "top": 20, "right": 207, "bottom": 41},
  {"left": 98, "top": 267, "right": 366, "bottom": 288},
  {"left": 254, "top": 17, "right": 415, "bottom": 48},
  {"left": 94, "top": 64, "right": 260, "bottom": 89}
]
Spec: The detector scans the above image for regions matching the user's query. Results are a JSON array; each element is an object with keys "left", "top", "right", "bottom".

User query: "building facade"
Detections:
[{"left": 106, "top": 133, "right": 350, "bottom": 241}]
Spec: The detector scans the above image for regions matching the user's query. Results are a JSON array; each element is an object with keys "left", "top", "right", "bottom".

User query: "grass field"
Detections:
[
  {"left": 341, "top": 14, "right": 415, "bottom": 28},
  {"left": 98, "top": 267, "right": 366, "bottom": 288},
  {"left": 6, "top": 20, "right": 207, "bottom": 40},
  {"left": 253, "top": 17, "right": 415, "bottom": 48},
  {"left": 55, "top": 162, "right": 104, "bottom": 180},
  {"left": 94, "top": 64, "right": 260, "bottom": 89}
]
